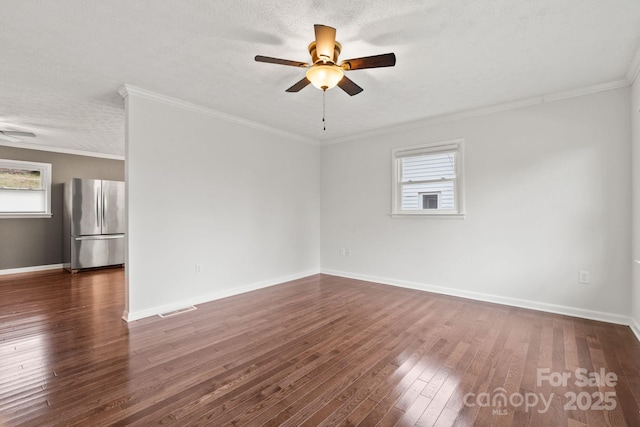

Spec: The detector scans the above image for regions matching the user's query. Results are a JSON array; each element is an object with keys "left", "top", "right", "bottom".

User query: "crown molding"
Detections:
[
  {"left": 626, "top": 43, "right": 640, "bottom": 85},
  {"left": 0, "top": 140, "right": 125, "bottom": 160},
  {"left": 541, "top": 79, "right": 629, "bottom": 102},
  {"left": 323, "top": 79, "right": 630, "bottom": 146},
  {"left": 118, "top": 84, "right": 319, "bottom": 146}
]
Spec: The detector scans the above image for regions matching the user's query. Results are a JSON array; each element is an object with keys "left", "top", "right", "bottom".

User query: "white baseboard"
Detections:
[
  {"left": 0, "top": 263, "right": 63, "bottom": 276},
  {"left": 122, "top": 268, "right": 321, "bottom": 322},
  {"left": 321, "top": 269, "right": 633, "bottom": 327},
  {"left": 630, "top": 317, "right": 640, "bottom": 343}
]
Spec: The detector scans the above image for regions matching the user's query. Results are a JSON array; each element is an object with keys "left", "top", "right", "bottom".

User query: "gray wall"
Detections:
[{"left": 0, "top": 146, "right": 124, "bottom": 269}]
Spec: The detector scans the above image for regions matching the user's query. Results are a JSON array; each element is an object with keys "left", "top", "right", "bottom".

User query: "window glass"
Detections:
[
  {"left": 0, "top": 160, "right": 52, "bottom": 217},
  {"left": 392, "top": 140, "right": 464, "bottom": 217},
  {"left": 421, "top": 193, "right": 439, "bottom": 209},
  {"left": 0, "top": 167, "right": 43, "bottom": 190}
]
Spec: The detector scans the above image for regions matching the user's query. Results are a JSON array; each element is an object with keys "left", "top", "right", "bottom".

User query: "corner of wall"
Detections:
[{"left": 632, "top": 78, "right": 640, "bottom": 335}]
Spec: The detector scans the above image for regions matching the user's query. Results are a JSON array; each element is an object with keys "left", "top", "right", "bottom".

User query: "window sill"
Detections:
[
  {"left": 0, "top": 213, "right": 53, "bottom": 219},
  {"left": 390, "top": 212, "right": 466, "bottom": 220}
]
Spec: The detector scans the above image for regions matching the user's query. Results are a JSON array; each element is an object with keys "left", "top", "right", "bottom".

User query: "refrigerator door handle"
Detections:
[
  {"left": 96, "top": 191, "right": 101, "bottom": 229},
  {"left": 75, "top": 235, "right": 124, "bottom": 241},
  {"left": 102, "top": 186, "right": 107, "bottom": 231}
]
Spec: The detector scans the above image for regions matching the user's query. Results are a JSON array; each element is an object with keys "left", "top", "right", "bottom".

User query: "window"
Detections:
[
  {"left": 420, "top": 193, "right": 439, "bottom": 209},
  {"left": 391, "top": 139, "right": 465, "bottom": 217},
  {"left": 0, "top": 159, "right": 52, "bottom": 218}
]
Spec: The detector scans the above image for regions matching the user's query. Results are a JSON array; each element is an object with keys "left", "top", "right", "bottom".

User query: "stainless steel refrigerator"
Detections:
[{"left": 63, "top": 178, "right": 125, "bottom": 272}]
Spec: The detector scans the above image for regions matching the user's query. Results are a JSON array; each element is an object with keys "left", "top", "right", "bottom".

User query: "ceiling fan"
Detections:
[
  {"left": 255, "top": 24, "right": 396, "bottom": 96},
  {"left": 0, "top": 130, "right": 37, "bottom": 143}
]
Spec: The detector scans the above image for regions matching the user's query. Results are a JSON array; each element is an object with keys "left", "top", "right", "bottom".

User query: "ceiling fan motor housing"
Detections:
[{"left": 308, "top": 41, "right": 342, "bottom": 64}]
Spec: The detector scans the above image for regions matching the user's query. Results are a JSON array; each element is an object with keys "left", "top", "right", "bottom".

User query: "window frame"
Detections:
[
  {"left": 391, "top": 139, "right": 465, "bottom": 219},
  {"left": 0, "top": 159, "right": 53, "bottom": 219}
]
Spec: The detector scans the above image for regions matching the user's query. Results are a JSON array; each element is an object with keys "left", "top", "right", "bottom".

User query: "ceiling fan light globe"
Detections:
[{"left": 306, "top": 65, "right": 344, "bottom": 90}]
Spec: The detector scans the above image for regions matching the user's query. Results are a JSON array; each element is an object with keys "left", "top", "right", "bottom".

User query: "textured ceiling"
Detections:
[{"left": 1, "top": 0, "right": 640, "bottom": 157}]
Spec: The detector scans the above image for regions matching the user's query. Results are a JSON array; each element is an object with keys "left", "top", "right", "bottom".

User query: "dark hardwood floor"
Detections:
[{"left": 1, "top": 269, "right": 639, "bottom": 426}]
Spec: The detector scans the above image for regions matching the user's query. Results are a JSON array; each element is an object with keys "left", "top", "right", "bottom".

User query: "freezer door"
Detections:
[
  {"left": 71, "top": 235, "right": 125, "bottom": 269},
  {"left": 70, "top": 178, "right": 102, "bottom": 236},
  {"left": 101, "top": 180, "right": 125, "bottom": 234}
]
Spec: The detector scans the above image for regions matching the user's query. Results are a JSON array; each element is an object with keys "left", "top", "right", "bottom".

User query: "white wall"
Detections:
[
  {"left": 321, "top": 88, "right": 632, "bottom": 322},
  {"left": 121, "top": 84, "right": 635, "bottom": 327},
  {"left": 123, "top": 90, "right": 320, "bottom": 320},
  {"left": 632, "top": 78, "right": 640, "bottom": 334}
]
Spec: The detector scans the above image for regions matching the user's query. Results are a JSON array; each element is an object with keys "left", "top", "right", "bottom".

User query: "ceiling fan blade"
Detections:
[
  {"left": 285, "top": 77, "right": 311, "bottom": 93},
  {"left": 314, "top": 24, "right": 336, "bottom": 60},
  {"left": 0, "top": 130, "right": 36, "bottom": 137},
  {"left": 255, "top": 55, "right": 309, "bottom": 68},
  {"left": 337, "top": 76, "right": 363, "bottom": 96},
  {"left": 340, "top": 53, "right": 396, "bottom": 70}
]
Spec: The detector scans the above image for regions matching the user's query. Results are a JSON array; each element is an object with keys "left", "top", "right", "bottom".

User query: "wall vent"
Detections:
[{"left": 158, "top": 305, "right": 197, "bottom": 318}]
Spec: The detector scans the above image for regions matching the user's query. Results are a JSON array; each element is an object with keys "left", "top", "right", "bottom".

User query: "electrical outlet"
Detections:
[
  {"left": 196, "top": 264, "right": 202, "bottom": 274},
  {"left": 578, "top": 270, "right": 590, "bottom": 284},
  {"left": 346, "top": 249, "right": 351, "bottom": 256}
]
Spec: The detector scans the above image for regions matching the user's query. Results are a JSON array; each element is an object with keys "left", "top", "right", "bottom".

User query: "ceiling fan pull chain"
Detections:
[{"left": 323, "top": 89, "right": 326, "bottom": 131}]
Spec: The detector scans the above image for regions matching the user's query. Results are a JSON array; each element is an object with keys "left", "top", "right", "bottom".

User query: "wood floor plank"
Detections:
[{"left": 0, "top": 270, "right": 639, "bottom": 426}]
